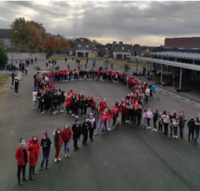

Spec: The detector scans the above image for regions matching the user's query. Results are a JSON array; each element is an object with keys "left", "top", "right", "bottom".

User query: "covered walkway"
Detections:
[{"left": 128, "top": 54, "right": 200, "bottom": 90}]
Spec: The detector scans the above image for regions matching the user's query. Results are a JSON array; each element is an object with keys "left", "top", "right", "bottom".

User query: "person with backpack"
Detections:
[
  {"left": 14, "top": 78, "right": 19, "bottom": 96},
  {"left": 40, "top": 131, "right": 52, "bottom": 171}
]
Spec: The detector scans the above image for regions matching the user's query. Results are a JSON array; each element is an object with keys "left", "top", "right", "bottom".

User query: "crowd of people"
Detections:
[{"left": 15, "top": 67, "right": 200, "bottom": 186}]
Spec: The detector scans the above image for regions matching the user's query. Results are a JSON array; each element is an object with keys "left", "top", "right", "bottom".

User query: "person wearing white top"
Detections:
[
  {"left": 145, "top": 87, "right": 150, "bottom": 104},
  {"left": 32, "top": 90, "right": 38, "bottom": 109},
  {"left": 146, "top": 108, "right": 153, "bottom": 129}
]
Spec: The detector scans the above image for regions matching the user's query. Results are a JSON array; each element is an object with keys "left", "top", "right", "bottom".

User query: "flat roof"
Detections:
[
  {"left": 128, "top": 56, "right": 200, "bottom": 71},
  {"left": 151, "top": 51, "right": 200, "bottom": 60}
]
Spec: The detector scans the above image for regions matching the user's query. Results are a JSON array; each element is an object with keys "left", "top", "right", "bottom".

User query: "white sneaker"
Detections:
[
  {"left": 71, "top": 114, "right": 74, "bottom": 116},
  {"left": 53, "top": 111, "right": 56, "bottom": 114},
  {"left": 55, "top": 111, "right": 59, "bottom": 114},
  {"left": 60, "top": 110, "right": 64, "bottom": 113},
  {"left": 147, "top": 126, "right": 151, "bottom": 130},
  {"left": 65, "top": 154, "right": 68, "bottom": 158},
  {"left": 152, "top": 128, "right": 155, "bottom": 132},
  {"left": 75, "top": 115, "right": 79, "bottom": 118},
  {"left": 176, "top": 136, "right": 178, "bottom": 139},
  {"left": 54, "top": 158, "right": 57, "bottom": 163},
  {"left": 42, "top": 112, "right": 44, "bottom": 115},
  {"left": 57, "top": 158, "right": 61, "bottom": 161},
  {"left": 68, "top": 153, "right": 70, "bottom": 157},
  {"left": 154, "top": 129, "right": 157, "bottom": 132}
]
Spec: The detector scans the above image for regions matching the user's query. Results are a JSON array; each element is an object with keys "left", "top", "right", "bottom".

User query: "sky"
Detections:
[{"left": 0, "top": 1, "right": 200, "bottom": 46}]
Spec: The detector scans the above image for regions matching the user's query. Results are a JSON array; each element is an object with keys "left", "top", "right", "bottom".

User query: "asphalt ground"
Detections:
[{"left": 0, "top": 61, "right": 200, "bottom": 191}]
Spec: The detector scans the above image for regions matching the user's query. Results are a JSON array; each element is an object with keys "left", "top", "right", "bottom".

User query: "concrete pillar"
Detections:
[
  {"left": 136, "top": 59, "right": 138, "bottom": 73},
  {"left": 160, "top": 64, "right": 163, "bottom": 83},
  {"left": 179, "top": 68, "right": 182, "bottom": 90},
  {"left": 191, "top": 59, "right": 194, "bottom": 82}
]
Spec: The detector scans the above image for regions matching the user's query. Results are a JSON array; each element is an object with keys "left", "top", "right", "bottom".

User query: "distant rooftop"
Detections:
[{"left": 164, "top": 37, "right": 200, "bottom": 49}]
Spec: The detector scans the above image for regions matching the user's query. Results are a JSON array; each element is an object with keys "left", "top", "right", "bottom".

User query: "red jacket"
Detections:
[
  {"left": 61, "top": 128, "right": 72, "bottom": 143},
  {"left": 122, "top": 105, "right": 127, "bottom": 114},
  {"left": 112, "top": 108, "right": 118, "bottom": 117},
  {"left": 28, "top": 138, "right": 40, "bottom": 167},
  {"left": 99, "top": 101, "right": 105, "bottom": 110},
  {"left": 15, "top": 147, "right": 29, "bottom": 166},
  {"left": 100, "top": 110, "right": 112, "bottom": 122},
  {"left": 56, "top": 71, "right": 60, "bottom": 76},
  {"left": 68, "top": 90, "right": 72, "bottom": 96},
  {"left": 106, "top": 110, "right": 113, "bottom": 119},
  {"left": 65, "top": 97, "right": 72, "bottom": 107}
]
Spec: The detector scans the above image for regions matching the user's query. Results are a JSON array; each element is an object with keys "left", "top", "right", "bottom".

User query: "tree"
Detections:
[
  {"left": 92, "top": 39, "right": 102, "bottom": 45},
  {"left": 143, "top": 50, "right": 150, "bottom": 57},
  {"left": 10, "top": 17, "right": 44, "bottom": 50},
  {"left": 44, "top": 35, "right": 61, "bottom": 54},
  {"left": 0, "top": 46, "right": 8, "bottom": 69},
  {"left": 60, "top": 39, "right": 70, "bottom": 53}
]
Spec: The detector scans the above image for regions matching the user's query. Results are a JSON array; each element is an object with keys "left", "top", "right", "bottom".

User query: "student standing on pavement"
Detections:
[
  {"left": 82, "top": 118, "right": 90, "bottom": 145},
  {"left": 162, "top": 111, "right": 170, "bottom": 135},
  {"left": 27, "top": 136, "right": 40, "bottom": 180},
  {"left": 194, "top": 114, "right": 200, "bottom": 145},
  {"left": 88, "top": 113, "right": 96, "bottom": 141},
  {"left": 152, "top": 108, "right": 158, "bottom": 132},
  {"left": 14, "top": 78, "right": 19, "bottom": 96},
  {"left": 146, "top": 108, "right": 153, "bottom": 130},
  {"left": 15, "top": 138, "right": 29, "bottom": 186},
  {"left": 32, "top": 90, "right": 38, "bottom": 109},
  {"left": 150, "top": 85, "right": 160, "bottom": 100},
  {"left": 40, "top": 131, "right": 52, "bottom": 171},
  {"left": 53, "top": 128, "right": 63, "bottom": 162},
  {"left": 187, "top": 117, "right": 195, "bottom": 141},
  {"left": 178, "top": 110, "right": 187, "bottom": 138},
  {"left": 172, "top": 116, "right": 179, "bottom": 138},
  {"left": 72, "top": 119, "right": 81, "bottom": 151},
  {"left": 145, "top": 86, "right": 150, "bottom": 104},
  {"left": 61, "top": 124, "right": 72, "bottom": 157}
]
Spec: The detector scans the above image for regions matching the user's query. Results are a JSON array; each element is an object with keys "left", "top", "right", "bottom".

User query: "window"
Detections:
[
  {"left": 122, "top": 46, "right": 124, "bottom": 50},
  {"left": 78, "top": 44, "right": 81, "bottom": 48},
  {"left": 86, "top": 45, "right": 89, "bottom": 48}
]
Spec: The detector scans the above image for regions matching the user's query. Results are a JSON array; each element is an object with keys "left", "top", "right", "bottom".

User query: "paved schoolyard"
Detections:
[{"left": 0, "top": 61, "right": 200, "bottom": 191}]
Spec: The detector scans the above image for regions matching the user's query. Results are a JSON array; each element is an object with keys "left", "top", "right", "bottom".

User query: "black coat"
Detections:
[
  {"left": 136, "top": 108, "right": 142, "bottom": 118},
  {"left": 40, "top": 137, "right": 52, "bottom": 151},
  {"left": 82, "top": 122, "right": 89, "bottom": 135},
  {"left": 72, "top": 123, "right": 81, "bottom": 140},
  {"left": 187, "top": 119, "right": 195, "bottom": 130}
]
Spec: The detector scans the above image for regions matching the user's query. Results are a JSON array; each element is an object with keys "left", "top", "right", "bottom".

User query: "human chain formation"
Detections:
[{"left": 15, "top": 68, "right": 200, "bottom": 186}]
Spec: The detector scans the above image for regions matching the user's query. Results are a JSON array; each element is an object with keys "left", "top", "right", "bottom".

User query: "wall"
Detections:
[
  {"left": 113, "top": 52, "right": 131, "bottom": 59},
  {"left": 7, "top": 52, "right": 46, "bottom": 62}
]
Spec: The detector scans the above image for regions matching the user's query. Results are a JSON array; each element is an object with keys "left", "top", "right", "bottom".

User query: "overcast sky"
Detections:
[{"left": 0, "top": 1, "right": 200, "bottom": 46}]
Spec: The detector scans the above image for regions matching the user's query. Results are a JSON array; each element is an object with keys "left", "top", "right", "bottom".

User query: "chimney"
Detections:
[
  {"left": 119, "top": 41, "right": 123, "bottom": 44},
  {"left": 113, "top": 41, "right": 117, "bottom": 44}
]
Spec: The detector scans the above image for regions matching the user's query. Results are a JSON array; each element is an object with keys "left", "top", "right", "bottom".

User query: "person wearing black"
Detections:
[
  {"left": 82, "top": 118, "right": 89, "bottom": 145},
  {"left": 153, "top": 108, "right": 158, "bottom": 132},
  {"left": 40, "top": 93, "right": 45, "bottom": 114},
  {"left": 187, "top": 117, "right": 195, "bottom": 141},
  {"left": 40, "top": 131, "right": 52, "bottom": 171},
  {"left": 74, "top": 97, "right": 79, "bottom": 118},
  {"left": 194, "top": 114, "right": 200, "bottom": 144},
  {"left": 35, "top": 57, "right": 37, "bottom": 63},
  {"left": 72, "top": 119, "right": 81, "bottom": 151},
  {"left": 136, "top": 105, "right": 142, "bottom": 128},
  {"left": 83, "top": 98, "right": 88, "bottom": 117},
  {"left": 37, "top": 90, "right": 41, "bottom": 110},
  {"left": 88, "top": 113, "right": 96, "bottom": 141},
  {"left": 129, "top": 105, "right": 136, "bottom": 126},
  {"left": 14, "top": 79, "right": 19, "bottom": 96},
  {"left": 11, "top": 71, "right": 15, "bottom": 85}
]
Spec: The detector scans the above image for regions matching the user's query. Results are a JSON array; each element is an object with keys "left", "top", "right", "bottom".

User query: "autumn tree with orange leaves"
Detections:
[{"left": 44, "top": 35, "right": 61, "bottom": 54}]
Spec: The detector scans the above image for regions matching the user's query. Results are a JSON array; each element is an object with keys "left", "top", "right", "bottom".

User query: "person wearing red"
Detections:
[
  {"left": 65, "top": 95, "right": 72, "bottom": 116},
  {"left": 61, "top": 124, "right": 72, "bottom": 158},
  {"left": 95, "top": 108, "right": 112, "bottom": 135},
  {"left": 112, "top": 105, "right": 118, "bottom": 129},
  {"left": 15, "top": 138, "right": 29, "bottom": 186},
  {"left": 121, "top": 102, "right": 127, "bottom": 125},
  {"left": 53, "top": 128, "right": 63, "bottom": 162},
  {"left": 27, "top": 136, "right": 40, "bottom": 180},
  {"left": 106, "top": 108, "right": 113, "bottom": 131}
]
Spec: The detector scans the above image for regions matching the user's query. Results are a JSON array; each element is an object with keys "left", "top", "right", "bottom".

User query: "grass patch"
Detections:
[
  {"left": 49, "top": 55, "right": 103, "bottom": 62},
  {"left": 0, "top": 75, "right": 11, "bottom": 95}
]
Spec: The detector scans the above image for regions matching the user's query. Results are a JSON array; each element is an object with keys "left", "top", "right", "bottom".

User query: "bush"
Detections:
[
  {"left": 37, "top": 66, "right": 40, "bottom": 71},
  {"left": 0, "top": 46, "right": 8, "bottom": 69},
  {"left": 5, "top": 64, "right": 16, "bottom": 71},
  {"left": 55, "top": 66, "right": 60, "bottom": 71}
]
